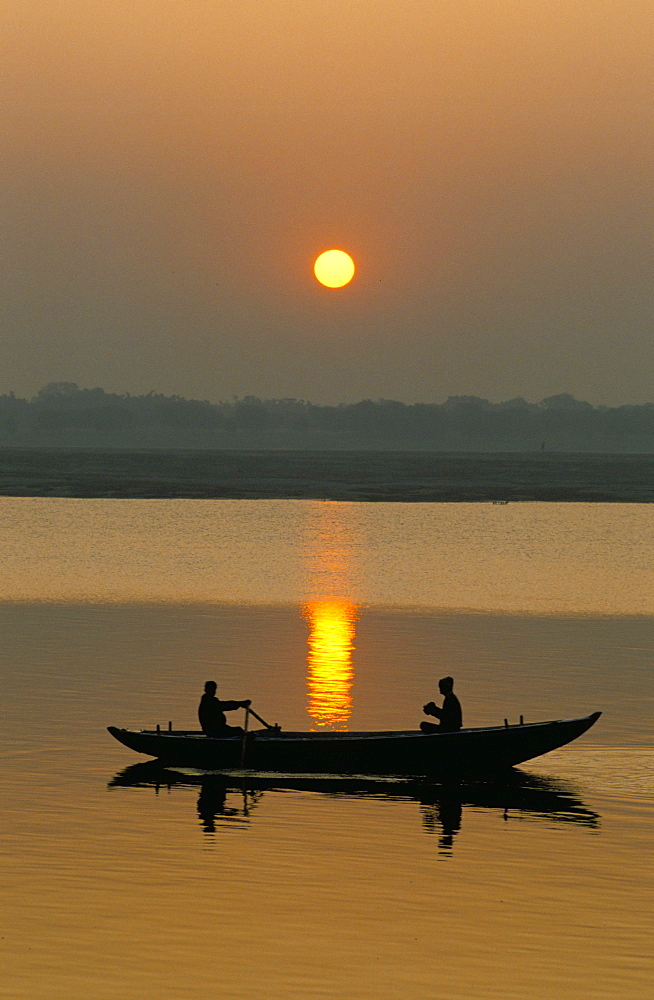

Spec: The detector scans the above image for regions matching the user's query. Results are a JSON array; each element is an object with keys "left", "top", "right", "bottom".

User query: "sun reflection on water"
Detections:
[
  {"left": 303, "top": 598, "right": 358, "bottom": 730},
  {"left": 301, "top": 503, "right": 362, "bottom": 731}
]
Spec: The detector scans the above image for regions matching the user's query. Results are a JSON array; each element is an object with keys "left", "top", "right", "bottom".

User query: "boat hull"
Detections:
[{"left": 107, "top": 712, "right": 601, "bottom": 777}]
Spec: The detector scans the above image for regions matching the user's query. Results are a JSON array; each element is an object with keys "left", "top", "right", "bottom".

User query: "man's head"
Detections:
[
  {"left": 438, "top": 676, "right": 454, "bottom": 695},
  {"left": 204, "top": 680, "right": 217, "bottom": 695}
]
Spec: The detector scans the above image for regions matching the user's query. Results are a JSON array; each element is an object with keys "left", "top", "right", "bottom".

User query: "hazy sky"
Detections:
[{"left": 3, "top": 0, "right": 652, "bottom": 405}]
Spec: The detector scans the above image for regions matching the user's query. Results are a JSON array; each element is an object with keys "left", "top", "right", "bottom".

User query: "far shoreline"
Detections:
[{"left": 0, "top": 448, "right": 652, "bottom": 502}]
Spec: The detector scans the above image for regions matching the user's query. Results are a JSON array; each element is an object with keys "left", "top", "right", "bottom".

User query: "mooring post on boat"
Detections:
[
  {"left": 504, "top": 718, "right": 509, "bottom": 727},
  {"left": 520, "top": 715, "right": 524, "bottom": 725},
  {"left": 168, "top": 720, "right": 172, "bottom": 732},
  {"left": 156, "top": 723, "right": 160, "bottom": 734},
  {"left": 240, "top": 706, "right": 250, "bottom": 768}
]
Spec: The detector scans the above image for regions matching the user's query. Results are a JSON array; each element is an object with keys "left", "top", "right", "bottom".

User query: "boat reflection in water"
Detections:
[
  {"left": 108, "top": 763, "right": 599, "bottom": 853},
  {"left": 414, "top": 776, "right": 600, "bottom": 852},
  {"left": 109, "top": 763, "right": 261, "bottom": 833},
  {"left": 303, "top": 599, "right": 357, "bottom": 730},
  {"left": 195, "top": 778, "right": 263, "bottom": 833}
]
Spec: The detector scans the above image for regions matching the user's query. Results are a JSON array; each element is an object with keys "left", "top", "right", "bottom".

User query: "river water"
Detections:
[{"left": 1, "top": 498, "right": 652, "bottom": 999}]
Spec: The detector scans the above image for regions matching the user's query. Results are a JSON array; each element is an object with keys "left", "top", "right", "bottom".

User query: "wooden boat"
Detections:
[{"left": 107, "top": 711, "right": 601, "bottom": 777}]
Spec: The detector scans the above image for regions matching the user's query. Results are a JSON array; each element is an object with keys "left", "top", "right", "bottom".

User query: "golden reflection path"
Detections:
[
  {"left": 301, "top": 503, "right": 362, "bottom": 731},
  {"left": 303, "top": 599, "right": 358, "bottom": 730}
]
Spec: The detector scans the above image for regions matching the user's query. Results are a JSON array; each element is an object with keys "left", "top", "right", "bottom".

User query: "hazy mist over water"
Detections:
[{"left": 1, "top": 497, "right": 652, "bottom": 619}]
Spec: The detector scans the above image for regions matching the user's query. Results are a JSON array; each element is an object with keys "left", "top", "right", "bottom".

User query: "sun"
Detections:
[{"left": 313, "top": 249, "right": 355, "bottom": 288}]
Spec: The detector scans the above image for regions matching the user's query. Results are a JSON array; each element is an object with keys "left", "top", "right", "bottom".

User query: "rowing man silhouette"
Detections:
[{"left": 198, "top": 681, "right": 251, "bottom": 736}]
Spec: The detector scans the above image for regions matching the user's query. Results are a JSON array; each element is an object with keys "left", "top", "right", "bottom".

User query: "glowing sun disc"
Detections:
[{"left": 313, "top": 249, "right": 355, "bottom": 288}]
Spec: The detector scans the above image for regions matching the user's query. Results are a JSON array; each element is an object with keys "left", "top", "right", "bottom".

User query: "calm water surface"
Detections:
[{"left": 1, "top": 499, "right": 652, "bottom": 999}]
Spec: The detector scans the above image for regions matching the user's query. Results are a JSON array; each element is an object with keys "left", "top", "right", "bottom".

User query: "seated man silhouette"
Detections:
[
  {"left": 421, "top": 676, "right": 462, "bottom": 733},
  {"left": 198, "top": 680, "right": 251, "bottom": 736}
]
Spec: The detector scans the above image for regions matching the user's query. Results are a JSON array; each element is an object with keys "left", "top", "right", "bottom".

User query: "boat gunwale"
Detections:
[{"left": 110, "top": 711, "right": 601, "bottom": 744}]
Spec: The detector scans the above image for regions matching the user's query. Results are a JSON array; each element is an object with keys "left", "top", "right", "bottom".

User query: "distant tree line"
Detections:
[{"left": 0, "top": 382, "right": 653, "bottom": 451}]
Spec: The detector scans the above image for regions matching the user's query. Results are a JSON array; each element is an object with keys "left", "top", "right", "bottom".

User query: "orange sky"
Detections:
[{"left": 3, "top": 0, "right": 653, "bottom": 404}]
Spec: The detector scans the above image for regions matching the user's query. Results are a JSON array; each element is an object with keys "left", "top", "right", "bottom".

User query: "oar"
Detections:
[
  {"left": 248, "top": 707, "right": 279, "bottom": 730},
  {"left": 240, "top": 706, "right": 250, "bottom": 768}
]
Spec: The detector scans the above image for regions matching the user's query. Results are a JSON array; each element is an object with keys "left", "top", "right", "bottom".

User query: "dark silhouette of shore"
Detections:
[{"left": 1, "top": 448, "right": 653, "bottom": 501}]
